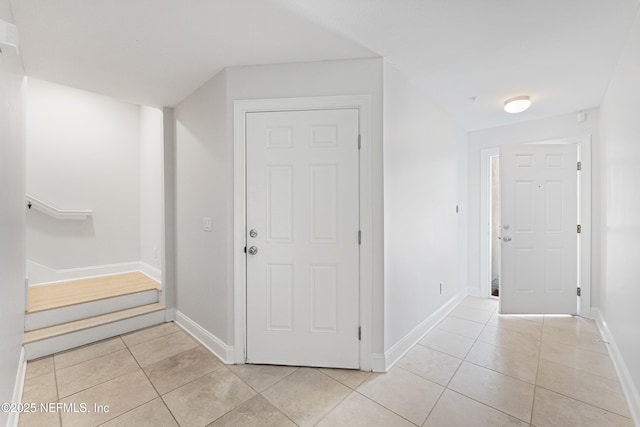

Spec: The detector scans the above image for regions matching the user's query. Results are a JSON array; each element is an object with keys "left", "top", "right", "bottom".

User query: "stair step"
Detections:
[
  {"left": 24, "top": 303, "right": 165, "bottom": 344},
  {"left": 25, "top": 289, "right": 159, "bottom": 331},
  {"left": 27, "top": 271, "right": 161, "bottom": 313}
]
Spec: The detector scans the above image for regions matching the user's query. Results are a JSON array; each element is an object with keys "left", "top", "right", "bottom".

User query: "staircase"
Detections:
[{"left": 23, "top": 272, "right": 165, "bottom": 360}]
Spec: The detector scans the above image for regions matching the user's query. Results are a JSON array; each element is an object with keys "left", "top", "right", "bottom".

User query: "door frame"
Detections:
[
  {"left": 233, "top": 95, "right": 374, "bottom": 370},
  {"left": 479, "top": 135, "right": 592, "bottom": 317}
]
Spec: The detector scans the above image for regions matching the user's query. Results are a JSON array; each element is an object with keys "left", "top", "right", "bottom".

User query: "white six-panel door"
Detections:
[
  {"left": 245, "top": 109, "right": 360, "bottom": 368},
  {"left": 500, "top": 143, "right": 578, "bottom": 314}
]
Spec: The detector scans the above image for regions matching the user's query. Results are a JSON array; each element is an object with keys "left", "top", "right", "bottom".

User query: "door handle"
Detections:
[
  {"left": 502, "top": 236, "right": 512, "bottom": 242},
  {"left": 248, "top": 246, "right": 258, "bottom": 255}
]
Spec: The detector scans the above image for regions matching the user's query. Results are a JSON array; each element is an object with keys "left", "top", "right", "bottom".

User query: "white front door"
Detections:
[
  {"left": 500, "top": 143, "right": 578, "bottom": 314},
  {"left": 245, "top": 109, "right": 360, "bottom": 368}
]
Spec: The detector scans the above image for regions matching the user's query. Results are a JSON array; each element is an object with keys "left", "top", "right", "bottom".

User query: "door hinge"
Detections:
[
  {"left": 358, "top": 326, "right": 361, "bottom": 341},
  {"left": 577, "top": 225, "right": 581, "bottom": 233},
  {"left": 358, "top": 230, "right": 361, "bottom": 245},
  {"left": 358, "top": 134, "right": 361, "bottom": 150},
  {"left": 577, "top": 161, "right": 582, "bottom": 171},
  {"left": 577, "top": 287, "right": 581, "bottom": 297}
]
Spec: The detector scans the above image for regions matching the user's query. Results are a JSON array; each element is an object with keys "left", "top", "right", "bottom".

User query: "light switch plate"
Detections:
[{"left": 202, "top": 217, "right": 213, "bottom": 232}]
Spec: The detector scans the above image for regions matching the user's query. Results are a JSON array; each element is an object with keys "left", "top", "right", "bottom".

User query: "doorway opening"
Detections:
[{"left": 479, "top": 136, "right": 592, "bottom": 316}]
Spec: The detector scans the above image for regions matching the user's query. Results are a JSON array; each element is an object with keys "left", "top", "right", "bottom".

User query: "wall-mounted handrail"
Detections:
[{"left": 26, "top": 194, "right": 92, "bottom": 220}]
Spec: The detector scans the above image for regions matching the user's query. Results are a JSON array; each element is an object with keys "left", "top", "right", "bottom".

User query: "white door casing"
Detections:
[
  {"left": 245, "top": 109, "right": 360, "bottom": 368},
  {"left": 500, "top": 143, "right": 578, "bottom": 314}
]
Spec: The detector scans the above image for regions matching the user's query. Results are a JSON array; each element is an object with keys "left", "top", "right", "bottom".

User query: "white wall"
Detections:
[
  {"left": 26, "top": 79, "right": 141, "bottom": 279},
  {"left": 467, "top": 109, "right": 600, "bottom": 301},
  {"left": 0, "top": 2, "right": 26, "bottom": 423},
  {"left": 139, "top": 106, "right": 163, "bottom": 276},
  {"left": 598, "top": 7, "right": 640, "bottom": 413},
  {"left": 174, "top": 69, "right": 229, "bottom": 340},
  {"left": 383, "top": 62, "right": 465, "bottom": 352},
  {"left": 174, "top": 58, "right": 384, "bottom": 352}
]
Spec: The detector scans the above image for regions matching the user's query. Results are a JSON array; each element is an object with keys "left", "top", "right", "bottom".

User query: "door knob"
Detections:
[
  {"left": 503, "top": 236, "right": 512, "bottom": 242},
  {"left": 248, "top": 246, "right": 258, "bottom": 255}
]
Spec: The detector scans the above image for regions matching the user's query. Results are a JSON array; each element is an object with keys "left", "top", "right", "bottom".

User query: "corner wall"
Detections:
[
  {"left": 173, "top": 58, "right": 384, "bottom": 357},
  {"left": 598, "top": 7, "right": 640, "bottom": 422},
  {"left": 174, "top": 69, "right": 229, "bottom": 341},
  {"left": 26, "top": 79, "right": 142, "bottom": 279},
  {"left": 0, "top": 2, "right": 27, "bottom": 424},
  {"left": 139, "top": 106, "right": 163, "bottom": 278},
  {"left": 382, "top": 62, "right": 466, "bottom": 362}
]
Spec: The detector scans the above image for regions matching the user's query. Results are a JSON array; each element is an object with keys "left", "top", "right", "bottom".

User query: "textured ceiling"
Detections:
[{"left": 11, "top": 0, "right": 640, "bottom": 129}]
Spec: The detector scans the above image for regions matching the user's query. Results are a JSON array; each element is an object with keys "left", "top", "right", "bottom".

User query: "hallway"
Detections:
[{"left": 19, "top": 296, "right": 632, "bottom": 426}]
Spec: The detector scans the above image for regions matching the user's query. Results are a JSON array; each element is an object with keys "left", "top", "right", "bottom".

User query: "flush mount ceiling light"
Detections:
[{"left": 504, "top": 95, "right": 531, "bottom": 114}]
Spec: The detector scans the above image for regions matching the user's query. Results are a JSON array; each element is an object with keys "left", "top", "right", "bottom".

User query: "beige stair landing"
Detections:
[{"left": 28, "top": 271, "right": 161, "bottom": 313}]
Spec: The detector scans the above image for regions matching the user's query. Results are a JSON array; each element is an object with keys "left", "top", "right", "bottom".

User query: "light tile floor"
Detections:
[{"left": 19, "top": 297, "right": 635, "bottom": 426}]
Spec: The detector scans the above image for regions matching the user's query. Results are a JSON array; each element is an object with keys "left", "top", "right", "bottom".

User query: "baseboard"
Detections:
[
  {"left": 384, "top": 292, "right": 467, "bottom": 371},
  {"left": 27, "top": 260, "right": 142, "bottom": 286},
  {"left": 592, "top": 308, "right": 640, "bottom": 426},
  {"left": 174, "top": 311, "right": 234, "bottom": 364},
  {"left": 27, "top": 260, "right": 162, "bottom": 286},
  {"left": 370, "top": 353, "right": 386, "bottom": 373},
  {"left": 6, "top": 348, "right": 26, "bottom": 427},
  {"left": 139, "top": 262, "right": 161, "bottom": 282}
]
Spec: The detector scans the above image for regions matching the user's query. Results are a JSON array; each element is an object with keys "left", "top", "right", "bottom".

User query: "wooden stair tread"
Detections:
[
  {"left": 28, "top": 272, "right": 161, "bottom": 313},
  {"left": 23, "top": 303, "right": 165, "bottom": 344}
]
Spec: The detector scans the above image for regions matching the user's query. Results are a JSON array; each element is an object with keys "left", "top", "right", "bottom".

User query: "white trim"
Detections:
[
  {"left": 25, "top": 290, "right": 159, "bottom": 331},
  {"left": 25, "top": 194, "right": 92, "bottom": 220},
  {"left": 175, "top": 311, "right": 234, "bottom": 364},
  {"left": 479, "top": 147, "right": 499, "bottom": 298},
  {"left": 233, "top": 95, "right": 374, "bottom": 370},
  {"left": 26, "top": 260, "right": 161, "bottom": 286},
  {"left": 24, "top": 309, "right": 165, "bottom": 360},
  {"left": 139, "top": 262, "right": 162, "bottom": 282},
  {"left": 592, "top": 308, "right": 640, "bottom": 426},
  {"left": 478, "top": 135, "right": 592, "bottom": 317},
  {"left": 370, "top": 354, "right": 386, "bottom": 373},
  {"left": 384, "top": 292, "right": 467, "bottom": 371},
  {"left": 7, "top": 348, "right": 26, "bottom": 427}
]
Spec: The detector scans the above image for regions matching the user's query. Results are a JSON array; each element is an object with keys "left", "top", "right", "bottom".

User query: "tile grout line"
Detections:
[
  {"left": 119, "top": 333, "right": 181, "bottom": 427},
  {"left": 350, "top": 390, "right": 421, "bottom": 426},
  {"left": 241, "top": 367, "right": 301, "bottom": 426},
  {"left": 121, "top": 321, "right": 181, "bottom": 349},
  {"left": 529, "top": 316, "right": 546, "bottom": 425},
  {"left": 52, "top": 355, "right": 63, "bottom": 427},
  {"left": 437, "top": 306, "right": 542, "bottom": 424},
  {"left": 56, "top": 349, "right": 143, "bottom": 400},
  {"left": 422, "top": 304, "right": 493, "bottom": 425},
  {"left": 532, "top": 384, "right": 633, "bottom": 420},
  {"left": 53, "top": 336, "right": 126, "bottom": 371}
]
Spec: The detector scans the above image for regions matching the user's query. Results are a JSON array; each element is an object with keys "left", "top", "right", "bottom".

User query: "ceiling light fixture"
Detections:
[{"left": 503, "top": 95, "right": 531, "bottom": 114}]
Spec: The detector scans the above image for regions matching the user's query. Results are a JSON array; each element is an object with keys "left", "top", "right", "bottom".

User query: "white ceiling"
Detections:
[
  {"left": 11, "top": 0, "right": 640, "bottom": 130},
  {"left": 10, "top": 0, "right": 375, "bottom": 107}
]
